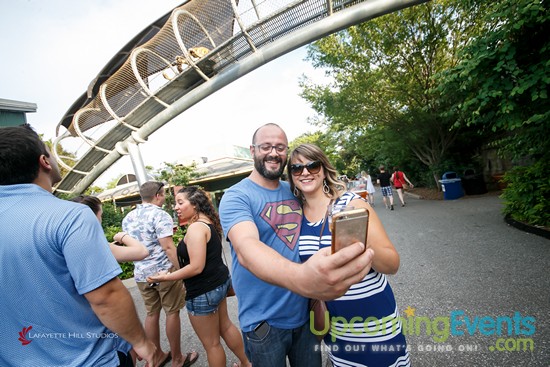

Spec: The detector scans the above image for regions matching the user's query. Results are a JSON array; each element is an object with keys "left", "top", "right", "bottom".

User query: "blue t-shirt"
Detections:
[
  {"left": 0, "top": 184, "right": 123, "bottom": 366},
  {"left": 219, "top": 178, "right": 308, "bottom": 331}
]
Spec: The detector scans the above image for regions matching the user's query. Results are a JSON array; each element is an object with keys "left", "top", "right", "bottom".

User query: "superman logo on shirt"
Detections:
[{"left": 261, "top": 199, "right": 303, "bottom": 250}]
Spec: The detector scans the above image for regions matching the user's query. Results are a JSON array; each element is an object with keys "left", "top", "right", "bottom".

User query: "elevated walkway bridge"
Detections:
[{"left": 52, "top": 0, "right": 428, "bottom": 196}]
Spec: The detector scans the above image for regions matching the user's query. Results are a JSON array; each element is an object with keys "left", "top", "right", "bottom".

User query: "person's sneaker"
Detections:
[
  {"left": 390, "top": 205, "right": 394, "bottom": 210},
  {"left": 402, "top": 203, "right": 405, "bottom": 207}
]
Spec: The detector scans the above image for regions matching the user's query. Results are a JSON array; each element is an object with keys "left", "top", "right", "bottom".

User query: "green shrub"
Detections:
[
  {"left": 101, "top": 202, "right": 126, "bottom": 228},
  {"left": 118, "top": 261, "right": 135, "bottom": 281},
  {"left": 173, "top": 226, "right": 186, "bottom": 245},
  {"left": 101, "top": 205, "right": 134, "bottom": 279},
  {"left": 501, "top": 160, "right": 550, "bottom": 228},
  {"left": 102, "top": 225, "right": 134, "bottom": 280}
]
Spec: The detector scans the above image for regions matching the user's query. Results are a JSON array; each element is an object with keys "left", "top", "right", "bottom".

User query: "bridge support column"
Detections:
[{"left": 126, "top": 142, "right": 148, "bottom": 187}]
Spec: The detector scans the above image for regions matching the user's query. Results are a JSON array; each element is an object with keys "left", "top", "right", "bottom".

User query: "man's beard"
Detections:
[{"left": 254, "top": 154, "right": 287, "bottom": 180}]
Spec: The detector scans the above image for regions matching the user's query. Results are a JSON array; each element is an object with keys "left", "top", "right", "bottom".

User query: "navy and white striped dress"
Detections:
[{"left": 299, "top": 192, "right": 410, "bottom": 367}]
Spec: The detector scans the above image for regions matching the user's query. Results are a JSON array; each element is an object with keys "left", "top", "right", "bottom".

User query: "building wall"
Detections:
[
  {"left": 0, "top": 98, "right": 37, "bottom": 127},
  {"left": 0, "top": 111, "right": 27, "bottom": 127}
]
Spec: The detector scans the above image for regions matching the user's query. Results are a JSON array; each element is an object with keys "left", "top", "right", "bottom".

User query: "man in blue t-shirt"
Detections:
[
  {"left": 219, "top": 123, "right": 374, "bottom": 367},
  {"left": 0, "top": 125, "right": 158, "bottom": 367}
]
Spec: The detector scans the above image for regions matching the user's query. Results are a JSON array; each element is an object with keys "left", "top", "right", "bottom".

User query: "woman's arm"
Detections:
[
  {"left": 110, "top": 232, "right": 149, "bottom": 262},
  {"left": 147, "top": 222, "right": 208, "bottom": 282},
  {"left": 402, "top": 173, "right": 414, "bottom": 187},
  {"left": 350, "top": 198, "right": 400, "bottom": 274}
]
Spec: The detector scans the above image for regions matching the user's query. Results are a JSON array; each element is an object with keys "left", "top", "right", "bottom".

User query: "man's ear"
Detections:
[{"left": 39, "top": 154, "right": 52, "bottom": 172}]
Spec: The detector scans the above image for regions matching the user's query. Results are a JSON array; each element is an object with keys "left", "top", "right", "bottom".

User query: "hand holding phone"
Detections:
[{"left": 329, "top": 207, "right": 369, "bottom": 254}]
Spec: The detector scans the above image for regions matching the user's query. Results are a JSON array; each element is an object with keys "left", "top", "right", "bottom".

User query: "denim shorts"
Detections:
[{"left": 186, "top": 277, "right": 231, "bottom": 316}]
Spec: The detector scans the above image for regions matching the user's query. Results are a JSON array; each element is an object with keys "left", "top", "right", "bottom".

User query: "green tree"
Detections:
[
  {"left": 43, "top": 138, "right": 77, "bottom": 179},
  {"left": 300, "top": 0, "right": 487, "bottom": 186},
  {"left": 437, "top": 0, "right": 549, "bottom": 226},
  {"left": 155, "top": 161, "right": 201, "bottom": 219},
  {"left": 105, "top": 177, "right": 120, "bottom": 190}
]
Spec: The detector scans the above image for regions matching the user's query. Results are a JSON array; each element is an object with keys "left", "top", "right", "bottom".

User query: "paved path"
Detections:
[{"left": 130, "top": 193, "right": 549, "bottom": 366}]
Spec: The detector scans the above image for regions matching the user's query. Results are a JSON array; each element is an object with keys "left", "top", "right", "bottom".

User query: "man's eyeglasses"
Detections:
[
  {"left": 252, "top": 143, "right": 288, "bottom": 154},
  {"left": 290, "top": 161, "right": 322, "bottom": 176},
  {"left": 155, "top": 182, "right": 165, "bottom": 196}
]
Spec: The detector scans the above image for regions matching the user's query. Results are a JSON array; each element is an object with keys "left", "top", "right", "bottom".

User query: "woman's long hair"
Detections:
[
  {"left": 287, "top": 143, "right": 346, "bottom": 204},
  {"left": 177, "top": 186, "right": 223, "bottom": 239}
]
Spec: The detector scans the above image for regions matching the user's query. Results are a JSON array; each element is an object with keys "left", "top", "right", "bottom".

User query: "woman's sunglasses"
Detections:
[{"left": 290, "top": 160, "right": 322, "bottom": 176}]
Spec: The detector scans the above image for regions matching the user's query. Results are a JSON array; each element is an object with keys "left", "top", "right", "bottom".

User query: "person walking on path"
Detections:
[
  {"left": 377, "top": 165, "right": 395, "bottom": 210},
  {"left": 289, "top": 143, "right": 410, "bottom": 367},
  {"left": 123, "top": 181, "right": 199, "bottom": 367},
  {"left": 360, "top": 170, "right": 376, "bottom": 206},
  {"left": 219, "top": 123, "right": 374, "bottom": 367},
  {"left": 391, "top": 167, "right": 414, "bottom": 207},
  {"left": 0, "top": 124, "right": 159, "bottom": 367},
  {"left": 148, "top": 186, "right": 251, "bottom": 367}
]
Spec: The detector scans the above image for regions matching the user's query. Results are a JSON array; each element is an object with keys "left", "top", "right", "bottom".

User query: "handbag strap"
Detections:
[
  {"left": 308, "top": 200, "right": 334, "bottom": 312},
  {"left": 318, "top": 199, "right": 334, "bottom": 247}
]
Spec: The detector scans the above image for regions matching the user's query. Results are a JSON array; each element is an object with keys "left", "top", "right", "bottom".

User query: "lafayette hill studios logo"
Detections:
[
  {"left": 17, "top": 325, "right": 120, "bottom": 344},
  {"left": 19, "top": 326, "right": 32, "bottom": 346}
]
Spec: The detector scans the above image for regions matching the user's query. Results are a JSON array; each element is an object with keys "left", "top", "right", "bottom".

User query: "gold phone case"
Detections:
[{"left": 331, "top": 208, "right": 369, "bottom": 254}]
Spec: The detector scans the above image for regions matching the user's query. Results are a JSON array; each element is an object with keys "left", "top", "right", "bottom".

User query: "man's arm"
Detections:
[
  {"left": 84, "top": 277, "right": 158, "bottom": 366},
  {"left": 159, "top": 236, "right": 180, "bottom": 269},
  {"left": 228, "top": 221, "right": 374, "bottom": 301}
]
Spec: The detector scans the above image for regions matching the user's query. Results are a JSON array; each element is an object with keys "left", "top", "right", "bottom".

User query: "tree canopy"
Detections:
[
  {"left": 300, "top": 0, "right": 488, "bottom": 186},
  {"left": 299, "top": 0, "right": 549, "bottom": 226},
  {"left": 436, "top": 0, "right": 549, "bottom": 226}
]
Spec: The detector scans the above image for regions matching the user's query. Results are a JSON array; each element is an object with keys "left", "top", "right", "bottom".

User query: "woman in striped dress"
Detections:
[{"left": 287, "top": 143, "right": 410, "bottom": 367}]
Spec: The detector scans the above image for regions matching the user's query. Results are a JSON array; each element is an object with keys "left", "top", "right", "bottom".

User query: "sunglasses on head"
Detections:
[
  {"left": 155, "top": 182, "right": 165, "bottom": 196},
  {"left": 290, "top": 160, "right": 322, "bottom": 176}
]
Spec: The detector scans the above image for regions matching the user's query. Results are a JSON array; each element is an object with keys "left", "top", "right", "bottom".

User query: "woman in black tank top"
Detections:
[{"left": 148, "top": 186, "right": 251, "bottom": 367}]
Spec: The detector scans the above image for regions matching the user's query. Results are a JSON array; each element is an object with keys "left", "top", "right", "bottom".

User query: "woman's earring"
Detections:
[
  {"left": 293, "top": 187, "right": 300, "bottom": 197},
  {"left": 323, "top": 180, "right": 330, "bottom": 194}
]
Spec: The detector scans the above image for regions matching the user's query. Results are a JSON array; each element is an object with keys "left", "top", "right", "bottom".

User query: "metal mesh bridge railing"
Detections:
[{"left": 52, "top": 0, "right": 428, "bottom": 196}]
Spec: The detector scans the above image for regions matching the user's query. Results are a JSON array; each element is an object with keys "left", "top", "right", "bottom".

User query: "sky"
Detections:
[{"left": 1, "top": 0, "right": 328, "bottom": 187}]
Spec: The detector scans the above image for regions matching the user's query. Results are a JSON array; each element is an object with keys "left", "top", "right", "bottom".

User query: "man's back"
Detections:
[
  {"left": 122, "top": 203, "right": 173, "bottom": 282},
  {"left": 0, "top": 184, "right": 122, "bottom": 366},
  {"left": 378, "top": 171, "right": 391, "bottom": 187}
]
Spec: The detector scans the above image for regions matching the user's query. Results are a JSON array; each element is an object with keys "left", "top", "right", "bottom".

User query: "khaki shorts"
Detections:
[{"left": 137, "top": 277, "right": 185, "bottom": 316}]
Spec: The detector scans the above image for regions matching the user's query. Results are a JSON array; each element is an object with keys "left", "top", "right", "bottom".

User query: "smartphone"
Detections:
[
  {"left": 253, "top": 321, "right": 270, "bottom": 339},
  {"left": 330, "top": 208, "right": 369, "bottom": 254}
]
